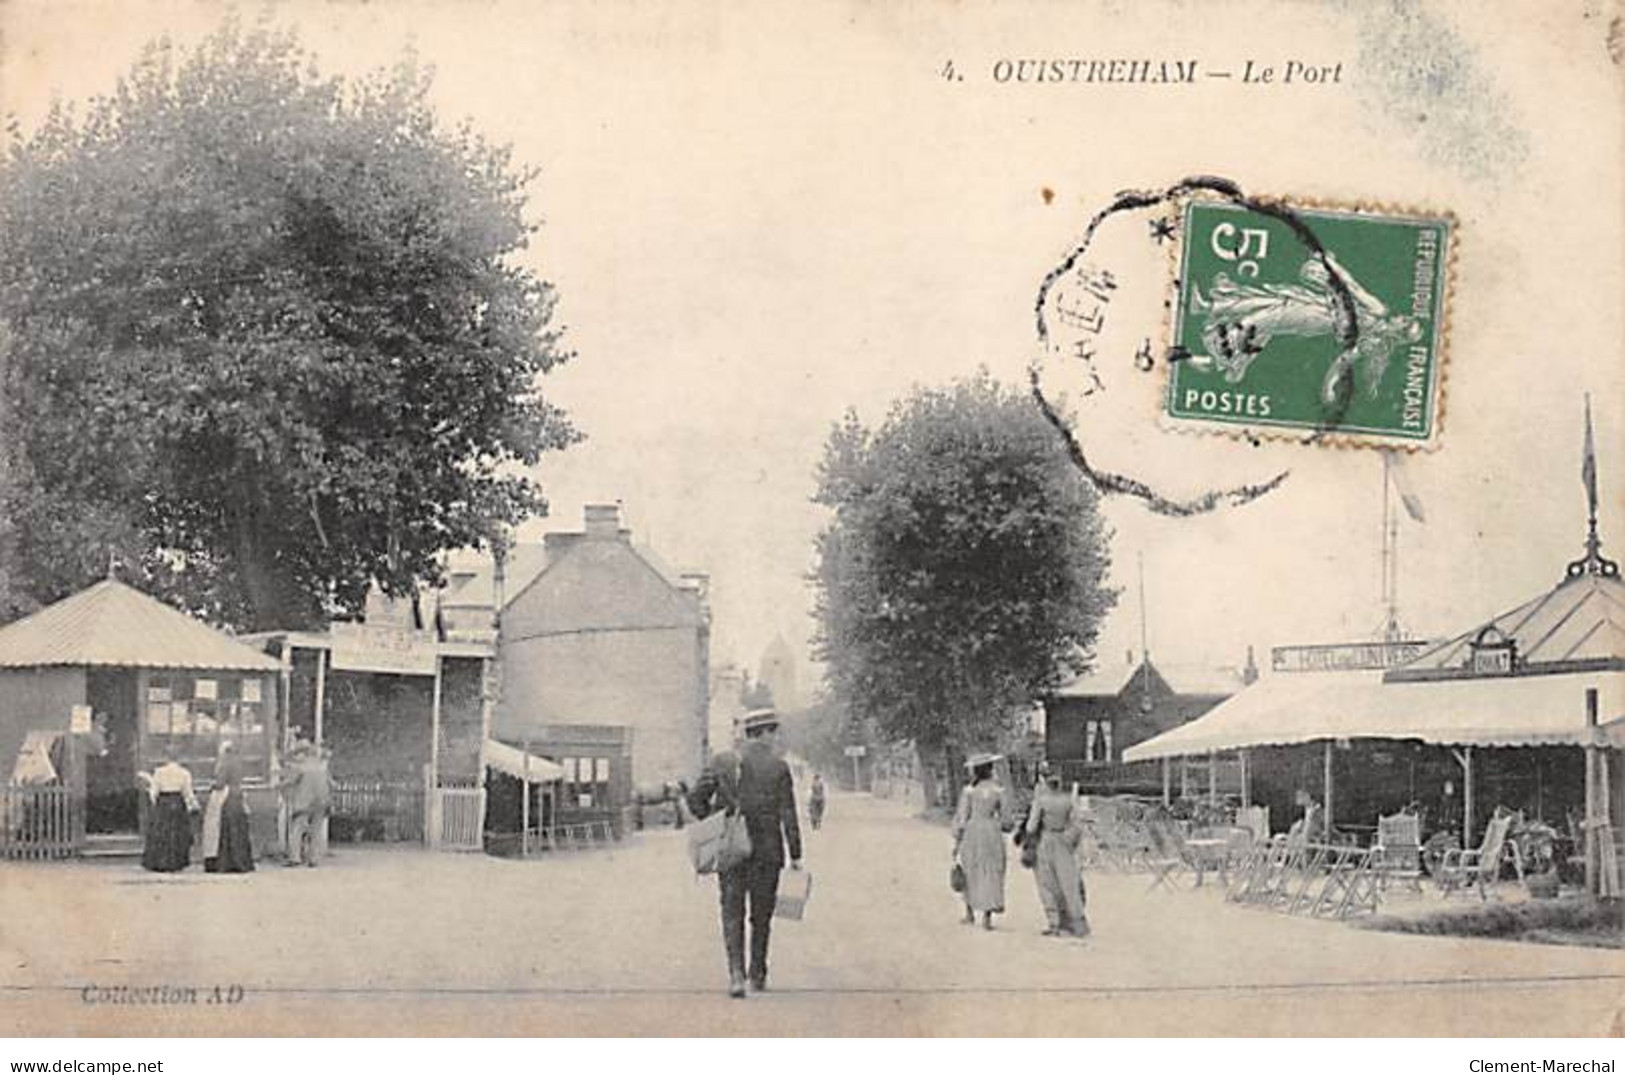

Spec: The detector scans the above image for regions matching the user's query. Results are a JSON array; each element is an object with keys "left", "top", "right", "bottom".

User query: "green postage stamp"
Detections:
[{"left": 1167, "top": 200, "right": 1453, "bottom": 446}]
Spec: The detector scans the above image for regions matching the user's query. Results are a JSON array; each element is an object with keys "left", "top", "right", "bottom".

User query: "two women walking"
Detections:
[{"left": 951, "top": 756, "right": 1090, "bottom": 939}]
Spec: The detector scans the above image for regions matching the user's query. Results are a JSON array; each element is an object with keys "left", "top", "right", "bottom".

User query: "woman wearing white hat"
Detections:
[{"left": 951, "top": 753, "right": 1008, "bottom": 930}]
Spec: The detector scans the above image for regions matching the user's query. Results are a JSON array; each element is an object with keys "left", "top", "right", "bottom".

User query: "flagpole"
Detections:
[
  {"left": 1381, "top": 452, "right": 1393, "bottom": 642},
  {"left": 1567, "top": 392, "right": 1618, "bottom": 580},
  {"left": 1137, "top": 552, "right": 1152, "bottom": 711}
]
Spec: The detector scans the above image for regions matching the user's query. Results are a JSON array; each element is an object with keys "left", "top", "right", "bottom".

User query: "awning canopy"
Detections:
[
  {"left": 1123, "top": 669, "right": 1625, "bottom": 762},
  {"left": 483, "top": 739, "right": 564, "bottom": 783}
]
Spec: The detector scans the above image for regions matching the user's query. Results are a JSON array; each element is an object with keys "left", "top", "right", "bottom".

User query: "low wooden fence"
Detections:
[
  {"left": 329, "top": 777, "right": 425, "bottom": 843},
  {"left": 0, "top": 784, "right": 83, "bottom": 860}
]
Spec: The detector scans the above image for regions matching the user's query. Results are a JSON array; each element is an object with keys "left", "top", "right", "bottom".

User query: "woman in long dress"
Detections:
[
  {"left": 1025, "top": 769, "right": 1089, "bottom": 938},
  {"left": 141, "top": 752, "right": 198, "bottom": 872},
  {"left": 952, "top": 754, "right": 1008, "bottom": 930},
  {"left": 204, "top": 743, "right": 255, "bottom": 873}
]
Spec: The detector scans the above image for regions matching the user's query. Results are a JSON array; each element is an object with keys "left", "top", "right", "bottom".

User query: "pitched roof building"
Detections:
[
  {"left": 1044, "top": 649, "right": 1255, "bottom": 794},
  {"left": 443, "top": 504, "right": 711, "bottom": 793}
]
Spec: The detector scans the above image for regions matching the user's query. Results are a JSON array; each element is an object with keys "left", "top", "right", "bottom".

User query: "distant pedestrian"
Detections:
[
  {"left": 1025, "top": 767, "right": 1089, "bottom": 938},
  {"left": 139, "top": 749, "right": 198, "bottom": 873},
  {"left": 672, "top": 780, "right": 689, "bottom": 829},
  {"left": 203, "top": 741, "right": 255, "bottom": 873},
  {"left": 808, "top": 773, "right": 827, "bottom": 831},
  {"left": 687, "top": 708, "right": 803, "bottom": 998},
  {"left": 280, "top": 739, "right": 330, "bottom": 867},
  {"left": 952, "top": 753, "right": 1008, "bottom": 930}
]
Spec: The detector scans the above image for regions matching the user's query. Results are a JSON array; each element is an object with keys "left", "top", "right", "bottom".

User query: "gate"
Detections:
[
  {"left": 431, "top": 785, "right": 486, "bottom": 851},
  {"left": 0, "top": 785, "right": 84, "bottom": 860}
]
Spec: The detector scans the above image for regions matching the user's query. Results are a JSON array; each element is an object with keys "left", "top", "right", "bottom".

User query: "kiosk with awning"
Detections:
[
  {"left": 1125, "top": 453, "right": 1625, "bottom": 894},
  {"left": 481, "top": 738, "right": 564, "bottom": 854}
]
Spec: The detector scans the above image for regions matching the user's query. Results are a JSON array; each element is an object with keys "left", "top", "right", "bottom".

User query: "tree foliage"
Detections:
[
  {"left": 811, "top": 373, "right": 1116, "bottom": 764},
  {"left": 0, "top": 20, "right": 578, "bottom": 628}
]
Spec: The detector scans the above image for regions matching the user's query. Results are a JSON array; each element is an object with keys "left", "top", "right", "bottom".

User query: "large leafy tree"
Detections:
[
  {"left": 811, "top": 373, "right": 1116, "bottom": 795},
  {"left": 0, "top": 21, "right": 578, "bottom": 628}
]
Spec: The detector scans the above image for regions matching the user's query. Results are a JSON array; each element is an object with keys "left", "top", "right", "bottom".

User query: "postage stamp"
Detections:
[{"left": 1165, "top": 200, "right": 1454, "bottom": 446}]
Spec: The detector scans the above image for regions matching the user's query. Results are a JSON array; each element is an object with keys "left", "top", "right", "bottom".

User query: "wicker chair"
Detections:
[{"left": 1437, "top": 811, "right": 1520, "bottom": 900}]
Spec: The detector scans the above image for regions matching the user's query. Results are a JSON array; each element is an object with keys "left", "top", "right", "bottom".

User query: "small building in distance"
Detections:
[
  {"left": 441, "top": 504, "right": 711, "bottom": 818},
  {"left": 757, "top": 633, "right": 801, "bottom": 713},
  {"left": 1044, "top": 649, "right": 1256, "bottom": 796}
]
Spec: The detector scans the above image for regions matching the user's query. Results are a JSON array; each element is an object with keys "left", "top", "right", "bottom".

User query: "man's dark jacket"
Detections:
[{"left": 687, "top": 745, "right": 802, "bottom": 866}]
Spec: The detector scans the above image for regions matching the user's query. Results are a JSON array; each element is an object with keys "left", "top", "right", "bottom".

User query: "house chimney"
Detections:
[
  {"left": 1126, "top": 649, "right": 1134, "bottom": 666},
  {"left": 679, "top": 572, "right": 711, "bottom": 604},
  {"left": 583, "top": 503, "right": 623, "bottom": 540},
  {"left": 1243, "top": 645, "right": 1259, "bottom": 686}
]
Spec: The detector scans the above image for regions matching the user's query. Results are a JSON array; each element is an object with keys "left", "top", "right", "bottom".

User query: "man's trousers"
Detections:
[{"left": 718, "top": 856, "right": 781, "bottom": 980}]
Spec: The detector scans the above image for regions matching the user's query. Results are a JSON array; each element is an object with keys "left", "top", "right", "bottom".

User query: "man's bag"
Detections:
[
  {"left": 688, "top": 809, "right": 752, "bottom": 875},
  {"left": 775, "top": 866, "right": 813, "bottom": 921}
]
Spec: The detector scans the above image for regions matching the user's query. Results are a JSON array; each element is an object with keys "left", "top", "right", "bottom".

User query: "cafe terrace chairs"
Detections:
[
  {"left": 1437, "top": 810, "right": 1519, "bottom": 900},
  {"left": 1372, "top": 811, "right": 1425, "bottom": 896}
]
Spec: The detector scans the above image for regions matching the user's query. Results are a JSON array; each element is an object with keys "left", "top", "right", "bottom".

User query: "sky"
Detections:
[{"left": 3, "top": 0, "right": 1619, "bottom": 692}]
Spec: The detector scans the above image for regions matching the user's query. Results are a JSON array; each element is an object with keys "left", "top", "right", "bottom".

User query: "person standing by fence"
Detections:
[{"left": 280, "top": 739, "right": 330, "bottom": 867}]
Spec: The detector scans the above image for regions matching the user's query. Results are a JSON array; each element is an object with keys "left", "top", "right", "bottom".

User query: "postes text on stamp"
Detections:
[{"left": 1166, "top": 200, "right": 1452, "bottom": 446}]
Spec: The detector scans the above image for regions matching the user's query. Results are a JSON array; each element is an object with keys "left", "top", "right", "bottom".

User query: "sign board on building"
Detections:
[
  {"left": 1271, "top": 641, "right": 1430, "bottom": 674},
  {"left": 70, "top": 704, "right": 93, "bottom": 735},
  {"left": 328, "top": 622, "right": 440, "bottom": 676},
  {"left": 843, "top": 745, "right": 867, "bottom": 758},
  {"left": 1468, "top": 629, "right": 1517, "bottom": 676}
]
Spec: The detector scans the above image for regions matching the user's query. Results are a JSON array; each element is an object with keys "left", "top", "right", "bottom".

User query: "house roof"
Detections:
[
  {"left": 441, "top": 536, "right": 700, "bottom": 614},
  {"left": 440, "top": 545, "right": 551, "bottom": 610},
  {"left": 1053, "top": 658, "right": 1246, "bottom": 699},
  {"left": 0, "top": 579, "right": 281, "bottom": 672},
  {"left": 1053, "top": 662, "right": 1141, "bottom": 698},
  {"left": 1389, "top": 571, "right": 1625, "bottom": 677}
]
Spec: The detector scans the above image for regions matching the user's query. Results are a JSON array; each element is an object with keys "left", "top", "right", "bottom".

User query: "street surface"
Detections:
[{"left": 2, "top": 792, "right": 1621, "bottom": 1035}]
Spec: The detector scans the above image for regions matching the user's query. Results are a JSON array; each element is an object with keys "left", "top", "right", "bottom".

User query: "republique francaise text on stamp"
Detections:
[{"left": 1166, "top": 199, "right": 1454, "bottom": 446}]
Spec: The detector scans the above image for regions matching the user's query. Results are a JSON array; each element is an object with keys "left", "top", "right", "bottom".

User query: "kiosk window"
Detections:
[{"left": 145, "top": 675, "right": 268, "bottom": 777}]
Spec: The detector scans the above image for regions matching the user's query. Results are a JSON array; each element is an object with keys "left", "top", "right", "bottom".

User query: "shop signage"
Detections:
[
  {"left": 328, "top": 622, "right": 439, "bottom": 676},
  {"left": 1271, "top": 640, "right": 1430, "bottom": 674},
  {"left": 70, "top": 704, "right": 93, "bottom": 735},
  {"left": 1467, "top": 627, "right": 1517, "bottom": 676}
]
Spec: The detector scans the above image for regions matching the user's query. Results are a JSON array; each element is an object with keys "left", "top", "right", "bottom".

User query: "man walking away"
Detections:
[{"left": 687, "top": 709, "right": 803, "bottom": 998}]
